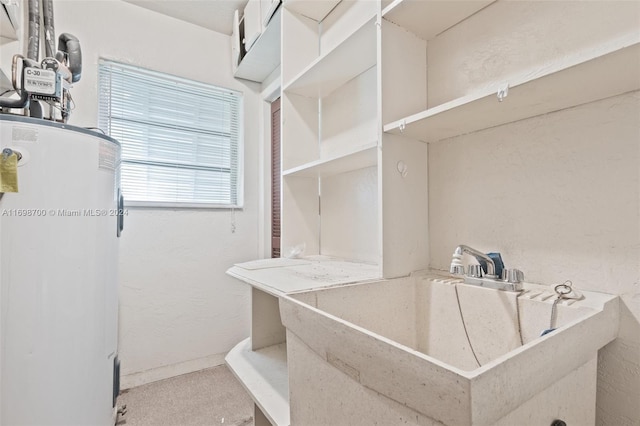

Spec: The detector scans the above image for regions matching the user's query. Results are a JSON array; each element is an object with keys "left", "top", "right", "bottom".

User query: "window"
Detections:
[{"left": 98, "top": 60, "right": 243, "bottom": 208}]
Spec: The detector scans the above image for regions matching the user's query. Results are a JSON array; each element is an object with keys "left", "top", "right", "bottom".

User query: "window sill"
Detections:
[{"left": 124, "top": 201, "right": 243, "bottom": 210}]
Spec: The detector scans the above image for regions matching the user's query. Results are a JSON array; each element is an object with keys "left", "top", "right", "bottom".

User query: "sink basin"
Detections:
[{"left": 279, "top": 272, "right": 618, "bottom": 425}]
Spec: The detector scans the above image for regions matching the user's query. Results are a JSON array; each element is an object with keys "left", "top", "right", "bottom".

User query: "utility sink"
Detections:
[{"left": 279, "top": 272, "right": 618, "bottom": 425}]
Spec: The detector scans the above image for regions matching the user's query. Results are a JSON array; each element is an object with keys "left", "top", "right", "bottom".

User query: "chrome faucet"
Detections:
[
  {"left": 450, "top": 245, "right": 497, "bottom": 278},
  {"left": 449, "top": 245, "right": 523, "bottom": 291}
]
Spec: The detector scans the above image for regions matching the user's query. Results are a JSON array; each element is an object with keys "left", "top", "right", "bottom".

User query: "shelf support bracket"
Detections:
[{"left": 497, "top": 84, "right": 510, "bottom": 102}]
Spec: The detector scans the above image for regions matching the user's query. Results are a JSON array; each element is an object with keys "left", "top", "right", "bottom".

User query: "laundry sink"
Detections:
[{"left": 279, "top": 272, "right": 618, "bottom": 425}]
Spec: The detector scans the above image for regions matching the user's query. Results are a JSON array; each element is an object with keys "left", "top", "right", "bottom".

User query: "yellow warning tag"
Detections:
[{"left": 0, "top": 153, "right": 19, "bottom": 193}]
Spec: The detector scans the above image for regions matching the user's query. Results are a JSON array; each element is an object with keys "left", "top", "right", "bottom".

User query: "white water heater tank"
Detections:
[{"left": 0, "top": 115, "right": 122, "bottom": 425}]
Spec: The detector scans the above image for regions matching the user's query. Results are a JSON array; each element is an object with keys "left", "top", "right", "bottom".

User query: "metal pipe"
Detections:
[
  {"left": 26, "top": 0, "right": 40, "bottom": 61},
  {"left": 0, "top": 55, "right": 29, "bottom": 110},
  {"left": 42, "top": 0, "right": 55, "bottom": 58}
]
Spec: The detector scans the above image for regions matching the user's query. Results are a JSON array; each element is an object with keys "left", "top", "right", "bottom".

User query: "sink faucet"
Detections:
[
  {"left": 450, "top": 245, "right": 497, "bottom": 278},
  {"left": 449, "top": 245, "right": 523, "bottom": 292}
]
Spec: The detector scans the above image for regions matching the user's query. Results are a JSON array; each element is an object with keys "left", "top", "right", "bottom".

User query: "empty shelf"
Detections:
[
  {"left": 283, "top": 16, "right": 377, "bottom": 98},
  {"left": 384, "top": 34, "right": 640, "bottom": 143},
  {"left": 226, "top": 338, "right": 289, "bottom": 426},
  {"left": 283, "top": 143, "right": 377, "bottom": 177},
  {"left": 284, "top": 0, "right": 341, "bottom": 22},
  {"left": 382, "top": 0, "right": 494, "bottom": 41}
]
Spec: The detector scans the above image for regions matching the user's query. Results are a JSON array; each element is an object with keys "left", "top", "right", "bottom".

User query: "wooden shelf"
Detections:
[
  {"left": 283, "top": 16, "right": 377, "bottom": 98},
  {"left": 226, "top": 338, "right": 289, "bottom": 426},
  {"left": 384, "top": 35, "right": 640, "bottom": 143},
  {"left": 234, "top": 7, "right": 281, "bottom": 83},
  {"left": 283, "top": 0, "right": 341, "bottom": 22},
  {"left": 283, "top": 143, "right": 377, "bottom": 178},
  {"left": 382, "top": 0, "right": 494, "bottom": 41}
]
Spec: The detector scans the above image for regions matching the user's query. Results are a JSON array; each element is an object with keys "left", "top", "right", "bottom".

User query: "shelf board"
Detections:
[
  {"left": 384, "top": 35, "right": 640, "bottom": 143},
  {"left": 283, "top": 16, "right": 377, "bottom": 98},
  {"left": 226, "top": 338, "right": 289, "bottom": 426},
  {"left": 234, "top": 7, "right": 282, "bottom": 83},
  {"left": 284, "top": 0, "right": 341, "bottom": 22},
  {"left": 227, "top": 256, "right": 381, "bottom": 296},
  {"left": 382, "top": 0, "right": 494, "bottom": 41},
  {"left": 283, "top": 143, "right": 378, "bottom": 177}
]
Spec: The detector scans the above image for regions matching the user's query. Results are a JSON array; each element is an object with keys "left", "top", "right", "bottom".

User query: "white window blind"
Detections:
[{"left": 98, "top": 60, "right": 243, "bottom": 208}]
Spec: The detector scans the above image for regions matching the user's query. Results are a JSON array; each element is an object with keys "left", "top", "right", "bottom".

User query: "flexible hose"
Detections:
[
  {"left": 42, "top": 0, "right": 56, "bottom": 58},
  {"left": 26, "top": 0, "right": 40, "bottom": 61},
  {"left": 58, "top": 33, "right": 82, "bottom": 82}
]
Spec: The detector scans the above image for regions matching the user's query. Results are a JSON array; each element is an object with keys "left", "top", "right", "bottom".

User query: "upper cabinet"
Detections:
[{"left": 232, "top": 0, "right": 282, "bottom": 83}]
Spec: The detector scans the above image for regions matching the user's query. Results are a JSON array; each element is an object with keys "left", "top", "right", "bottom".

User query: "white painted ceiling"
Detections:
[{"left": 124, "top": 0, "right": 249, "bottom": 35}]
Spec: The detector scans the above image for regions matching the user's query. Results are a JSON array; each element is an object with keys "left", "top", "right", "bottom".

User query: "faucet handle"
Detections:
[
  {"left": 468, "top": 264, "right": 484, "bottom": 278},
  {"left": 450, "top": 264, "right": 465, "bottom": 275},
  {"left": 502, "top": 268, "right": 524, "bottom": 283}
]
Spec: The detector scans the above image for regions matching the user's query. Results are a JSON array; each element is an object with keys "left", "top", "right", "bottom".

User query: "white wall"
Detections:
[
  {"left": 50, "top": 0, "right": 263, "bottom": 386},
  {"left": 427, "top": 2, "right": 640, "bottom": 423}
]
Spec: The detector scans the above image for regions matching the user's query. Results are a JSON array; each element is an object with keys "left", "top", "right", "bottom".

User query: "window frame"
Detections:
[{"left": 98, "top": 59, "right": 244, "bottom": 210}]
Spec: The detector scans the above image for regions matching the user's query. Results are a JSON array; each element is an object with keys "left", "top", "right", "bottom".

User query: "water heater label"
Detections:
[
  {"left": 99, "top": 141, "right": 117, "bottom": 171},
  {"left": 12, "top": 126, "right": 38, "bottom": 143},
  {"left": 24, "top": 68, "right": 57, "bottom": 95}
]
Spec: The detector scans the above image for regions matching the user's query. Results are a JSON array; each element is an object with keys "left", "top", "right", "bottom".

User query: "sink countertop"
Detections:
[{"left": 226, "top": 256, "right": 381, "bottom": 296}]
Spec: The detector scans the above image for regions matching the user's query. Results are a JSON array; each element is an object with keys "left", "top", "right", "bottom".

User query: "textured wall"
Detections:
[
  {"left": 51, "top": 0, "right": 261, "bottom": 384},
  {"left": 426, "top": 3, "right": 640, "bottom": 423},
  {"left": 429, "top": 92, "right": 640, "bottom": 424},
  {"left": 427, "top": 1, "right": 640, "bottom": 108}
]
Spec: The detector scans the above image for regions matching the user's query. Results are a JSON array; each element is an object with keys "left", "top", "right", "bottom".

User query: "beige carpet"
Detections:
[{"left": 116, "top": 365, "right": 254, "bottom": 426}]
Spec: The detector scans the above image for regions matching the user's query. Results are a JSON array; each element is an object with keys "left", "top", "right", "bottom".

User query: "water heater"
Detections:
[{"left": 0, "top": 115, "right": 122, "bottom": 425}]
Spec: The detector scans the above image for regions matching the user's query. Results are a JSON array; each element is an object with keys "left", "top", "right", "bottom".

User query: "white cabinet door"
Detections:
[
  {"left": 243, "top": 0, "right": 262, "bottom": 51},
  {"left": 261, "top": 0, "right": 280, "bottom": 29}
]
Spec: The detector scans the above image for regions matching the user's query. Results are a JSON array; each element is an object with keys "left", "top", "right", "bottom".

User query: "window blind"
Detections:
[{"left": 98, "top": 60, "right": 243, "bottom": 207}]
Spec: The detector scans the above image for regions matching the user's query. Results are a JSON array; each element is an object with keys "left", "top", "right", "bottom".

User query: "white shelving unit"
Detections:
[
  {"left": 282, "top": 142, "right": 377, "bottom": 178},
  {"left": 283, "top": 0, "right": 341, "bottom": 23},
  {"left": 225, "top": 257, "right": 380, "bottom": 425},
  {"left": 384, "top": 35, "right": 640, "bottom": 143},
  {"left": 283, "top": 16, "right": 377, "bottom": 98},
  {"left": 382, "top": 0, "right": 494, "bottom": 41},
  {"left": 226, "top": 339, "right": 289, "bottom": 426},
  {"left": 280, "top": 0, "right": 386, "bottom": 272}
]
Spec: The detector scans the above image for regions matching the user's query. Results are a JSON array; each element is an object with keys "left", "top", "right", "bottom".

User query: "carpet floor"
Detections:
[{"left": 116, "top": 365, "right": 254, "bottom": 426}]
